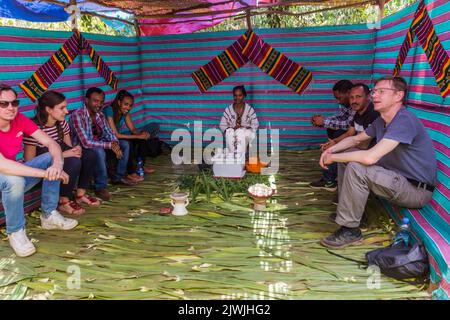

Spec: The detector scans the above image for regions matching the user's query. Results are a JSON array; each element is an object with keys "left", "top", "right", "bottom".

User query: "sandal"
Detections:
[
  {"left": 127, "top": 173, "right": 144, "bottom": 182},
  {"left": 76, "top": 194, "right": 101, "bottom": 206},
  {"left": 143, "top": 166, "right": 155, "bottom": 174},
  {"left": 58, "top": 200, "right": 86, "bottom": 216}
]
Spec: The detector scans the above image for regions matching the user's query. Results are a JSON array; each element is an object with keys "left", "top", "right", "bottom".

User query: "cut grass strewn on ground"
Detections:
[{"left": 0, "top": 150, "right": 430, "bottom": 300}]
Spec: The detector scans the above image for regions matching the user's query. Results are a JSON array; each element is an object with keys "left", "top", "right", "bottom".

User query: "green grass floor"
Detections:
[{"left": 0, "top": 149, "right": 430, "bottom": 300}]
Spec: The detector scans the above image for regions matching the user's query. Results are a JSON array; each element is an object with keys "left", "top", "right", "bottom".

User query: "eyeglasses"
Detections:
[
  {"left": 370, "top": 88, "right": 399, "bottom": 96},
  {"left": 0, "top": 100, "right": 20, "bottom": 108}
]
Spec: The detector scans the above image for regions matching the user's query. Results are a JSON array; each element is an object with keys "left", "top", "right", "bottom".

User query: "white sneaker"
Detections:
[
  {"left": 41, "top": 210, "right": 78, "bottom": 230},
  {"left": 8, "top": 229, "right": 36, "bottom": 257}
]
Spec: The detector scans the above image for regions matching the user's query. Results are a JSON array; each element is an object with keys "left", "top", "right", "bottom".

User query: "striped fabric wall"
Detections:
[
  {"left": 138, "top": 26, "right": 376, "bottom": 149},
  {"left": 0, "top": 27, "right": 143, "bottom": 120},
  {"left": 0, "top": 25, "right": 376, "bottom": 150},
  {"left": 373, "top": 0, "right": 450, "bottom": 300},
  {"left": 0, "top": 27, "right": 143, "bottom": 225}
]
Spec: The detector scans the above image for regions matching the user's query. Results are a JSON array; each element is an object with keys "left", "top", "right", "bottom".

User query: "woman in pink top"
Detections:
[{"left": 0, "top": 84, "right": 78, "bottom": 258}]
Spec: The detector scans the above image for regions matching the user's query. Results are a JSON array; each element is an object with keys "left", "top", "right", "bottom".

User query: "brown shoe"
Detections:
[{"left": 94, "top": 189, "right": 111, "bottom": 201}]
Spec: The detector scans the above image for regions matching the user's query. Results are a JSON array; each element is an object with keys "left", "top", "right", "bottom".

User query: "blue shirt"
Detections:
[
  {"left": 102, "top": 105, "right": 129, "bottom": 134},
  {"left": 365, "top": 107, "right": 437, "bottom": 186}
]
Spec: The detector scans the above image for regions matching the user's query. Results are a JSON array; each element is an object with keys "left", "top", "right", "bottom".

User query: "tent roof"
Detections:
[
  {"left": 80, "top": 0, "right": 380, "bottom": 18},
  {"left": 1, "top": 0, "right": 385, "bottom": 35}
]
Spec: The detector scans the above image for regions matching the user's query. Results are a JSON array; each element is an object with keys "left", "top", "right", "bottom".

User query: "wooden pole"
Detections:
[
  {"left": 134, "top": 19, "right": 141, "bottom": 37},
  {"left": 378, "top": 0, "right": 385, "bottom": 20},
  {"left": 246, "top": 9, "right": 252, "bottom": 30},
  {"left": 234, "top": 1, "right": 374, "bottom": 20},
  {"left": 69, "top": 0, "right": 77, "bottom": 32},
  {"left": 81, "top": 11, "right": 134, "bottom": 26}
]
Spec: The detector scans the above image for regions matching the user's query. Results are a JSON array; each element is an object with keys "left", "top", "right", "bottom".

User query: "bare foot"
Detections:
[
  {"left": 127, "top": 173, "right": 144, "bottom": 182},
  {"left": 143, "top": 166, "right": 155, "bottom": 174},
  {"left": 76, "top": 194, "right": 101, "bottom": 206},
  {"left": 58, "top": 201, "right": 86, "bottom": 215}
]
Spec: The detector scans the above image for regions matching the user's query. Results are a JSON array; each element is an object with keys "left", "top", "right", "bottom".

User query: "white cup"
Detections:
[{"left": 170, "top": 192, "right": 189, "bottom": 216}]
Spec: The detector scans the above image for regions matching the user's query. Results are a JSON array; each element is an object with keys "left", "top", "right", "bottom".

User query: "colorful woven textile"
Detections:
[
  {"left": 192, "top": 33, "right": 248, "bottom": 93},
  {"left": 83, "top": 35, "right": 119, "bottom": 92},
  {"left": 20, "top": 30, "right": 118, "bottom": 102},
  {"left": 19, "top": 32, "right": 80, "bottom": 102},
  {"left": 242, "top": 30, "right": 312, "bottom": 94},
  {"left": 192, "top": 29, "right": 312, "bottom": 94},
  {"left": 393, "top": 0, "right": 450, "bottom": 98}
]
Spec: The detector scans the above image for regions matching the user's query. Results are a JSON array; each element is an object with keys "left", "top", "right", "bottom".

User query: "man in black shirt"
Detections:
[
  {"left": 321, "top": 83, "right": 379, "bottom": 208},
  {"left": 321, "top": 83, "right": 379, "bottom": 151},
  {"left": 310, "top": 80, "right": 354, "bottom": 191}
]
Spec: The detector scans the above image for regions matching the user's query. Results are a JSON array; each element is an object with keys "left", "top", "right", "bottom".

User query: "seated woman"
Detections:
[
  {"left": 23, "top": 91, "right": 100, "bottom": 215},
  {"left": 103, "top": 90, "right": 159, "bottom": 182},
  {"left": 219, "top": 85, "right": 259, "bottom": 155}
]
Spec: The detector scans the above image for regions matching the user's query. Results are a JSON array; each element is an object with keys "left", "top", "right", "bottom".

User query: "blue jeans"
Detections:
[
  {"left": 92, "top": 147, "right": 108, "bottom": 190},
  {"left": 91, "top": 140, "right": 130, "bottom": 190},
  {"left": 0, "top": 153, "right": 60, "bottom": 234},
  {"left": 322, "top": 128, "right": 347, "bottom": 183},
  {"left": 114, "top": 140, "right": 130, "bottom": 182}
]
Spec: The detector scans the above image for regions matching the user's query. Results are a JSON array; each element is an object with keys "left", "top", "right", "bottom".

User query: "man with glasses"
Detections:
[
  {"left": 318, "top": 76, "right": 436, "bottom": 249},
  {"left": 0, "top": 84, "right": 78, "bottom": 257}
]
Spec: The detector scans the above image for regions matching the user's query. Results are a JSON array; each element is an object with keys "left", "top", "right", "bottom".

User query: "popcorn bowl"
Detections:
[{"left": 248, "top": 184, "right": 275, "bottom": 211}]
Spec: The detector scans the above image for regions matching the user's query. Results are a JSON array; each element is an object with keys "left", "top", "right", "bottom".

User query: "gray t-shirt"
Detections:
[{"left": 365, "top": 107, "right": 437, "bottom": 186}]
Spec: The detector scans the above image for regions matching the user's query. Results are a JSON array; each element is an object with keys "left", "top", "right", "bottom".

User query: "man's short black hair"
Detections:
[
  {"left": 86, "top": 87, "right": 105, "bottom": 99},
  {"left": 351, "top": 83, "right": 370, "bottom": 95},
  {"left": 332, "top": 80, "right": 353, "bottom": 93}
]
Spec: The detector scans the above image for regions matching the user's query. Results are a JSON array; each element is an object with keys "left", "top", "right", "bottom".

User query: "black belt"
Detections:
[{"left": 407, "top": 178, "right": 435, "bottom": 192}]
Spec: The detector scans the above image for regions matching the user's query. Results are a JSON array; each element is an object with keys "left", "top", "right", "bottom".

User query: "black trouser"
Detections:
[
  {"left": 327, "top": 128, "right": 347, "bottom": 140},
  {"left": 127, "top": 140, "right": 143, "bottom": 173},
  {"left": 126, "top": 123, "right": 160, "bottom": 173},
  {"left": 60, "top": 148, "right": 97, "bottom": 199}
]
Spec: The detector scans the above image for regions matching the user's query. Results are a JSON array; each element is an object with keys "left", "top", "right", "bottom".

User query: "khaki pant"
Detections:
[{"left": 336, "top": 162, "right": 433, "bottom": 228}]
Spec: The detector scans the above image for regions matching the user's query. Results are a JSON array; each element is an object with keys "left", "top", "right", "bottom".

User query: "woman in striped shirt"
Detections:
[
  {"left": 219, "top": 85, "right": 259, "bottom": 155},
  {"left": 23, "top": 91, "right": 100, "bottom": 215}
]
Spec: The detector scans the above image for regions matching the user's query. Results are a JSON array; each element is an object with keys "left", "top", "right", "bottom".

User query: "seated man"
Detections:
[
  {"left": 219, "top": 85, "right": 259, "bottom": 155},
  {"left": 321, "top": 83, "right": 380, "bottom": 207},
  {"left": 0, "top": 84, "right": 78, "bottom": 257},
  {"left": 70, "top": 87, "right": 130, "bottom": 202},
  {"left": 321, "top": 83, "right": 379, "bottom": 152},
  {"left": 319, "top": 76, "right": 436, "bottom": 249},
  {"left": 310, "top": 79, "right": 355, "bottom": 191}
]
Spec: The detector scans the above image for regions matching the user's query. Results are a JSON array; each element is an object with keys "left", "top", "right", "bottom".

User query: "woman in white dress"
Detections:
[{"left": 219, "top": 85, "right": 259, "bottom": 155}]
